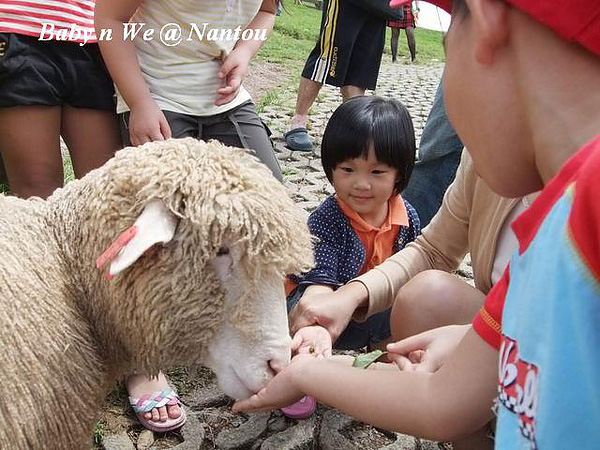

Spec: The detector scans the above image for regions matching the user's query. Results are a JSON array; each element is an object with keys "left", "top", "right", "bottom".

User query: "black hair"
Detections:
[{"left": 321, "top": 95, "right": 416, "bottom": 193}]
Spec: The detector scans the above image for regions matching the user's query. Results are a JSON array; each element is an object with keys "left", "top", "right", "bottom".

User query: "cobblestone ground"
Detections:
[{"left": 101, "top": 61, "right": 469, "bottom": 450}]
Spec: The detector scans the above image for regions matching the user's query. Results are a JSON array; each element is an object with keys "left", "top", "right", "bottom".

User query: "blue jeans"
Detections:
[
  {"left": 287, "top": 287, "right": 391, "bottom": 350},
  {"left": 403, "top": 80, "right": 464, "bottom": 228}
]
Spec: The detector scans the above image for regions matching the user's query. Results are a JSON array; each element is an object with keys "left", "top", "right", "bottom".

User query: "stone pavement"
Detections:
[{"left": 102, "top": 61, "right": 461, "bottom": 450}]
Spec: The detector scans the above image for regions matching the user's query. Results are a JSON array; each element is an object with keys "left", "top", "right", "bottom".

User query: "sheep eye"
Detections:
[{"left": 216, "top": 247, "right": 230, "bottom": 256}]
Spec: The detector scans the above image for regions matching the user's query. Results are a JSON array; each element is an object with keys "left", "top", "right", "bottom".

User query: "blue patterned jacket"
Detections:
[{"left": 290, "top": 195, "right": 420, "bottom": 292}]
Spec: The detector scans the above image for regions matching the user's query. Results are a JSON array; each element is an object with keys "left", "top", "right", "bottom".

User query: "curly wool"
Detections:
[{"left": 0, "top": 138, "right": 313, "bottom": 450}]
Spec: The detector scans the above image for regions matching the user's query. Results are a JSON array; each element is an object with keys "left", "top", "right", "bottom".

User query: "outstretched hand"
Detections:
[
  {"left": 232, "top": 353, "right": 315, "bottom": 413},
  {"left": 291, "top": 325, "right": 332, "bottom": 357},
  {"left": 387, "top": 324, "right": 470, "bottom": 373}
]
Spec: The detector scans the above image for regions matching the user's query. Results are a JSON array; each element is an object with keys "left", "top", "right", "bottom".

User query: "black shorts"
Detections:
[
  {"left": 0, "top": 33, "right": 115, "bottom": 110},
  {"left": 301, "top": 0, "right": 386, "bottom": 90}
]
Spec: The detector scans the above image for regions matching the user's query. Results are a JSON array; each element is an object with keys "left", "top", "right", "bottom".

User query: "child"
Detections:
[
  {"left": 0, "top": 0, "right": 121, "bottom": 199},
  {"left": 282, "top": 95, "right": 419, "bottom": 417},
  {"left": 234, "top": 0, "right": 600, "bottom": 448}
]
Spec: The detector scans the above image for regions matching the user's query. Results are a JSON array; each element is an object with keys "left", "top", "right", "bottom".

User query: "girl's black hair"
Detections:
[{"left": 321, "top": 95, "right": 416, "bottom": 193}]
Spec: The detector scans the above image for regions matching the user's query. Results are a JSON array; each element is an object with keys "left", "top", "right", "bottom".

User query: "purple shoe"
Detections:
[{"left": 281, "top": 396, "right": 317, "bottom": 419}]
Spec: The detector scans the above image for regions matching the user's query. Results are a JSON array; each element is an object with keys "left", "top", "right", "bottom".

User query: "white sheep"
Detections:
[{"left": 0, "top": 138, "right": 313, "bottom": 450}]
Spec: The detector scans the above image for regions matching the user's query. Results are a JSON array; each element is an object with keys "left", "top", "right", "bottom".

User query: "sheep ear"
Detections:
[{"left": 96, "top": 199, "right": 178, "bottom": 278}]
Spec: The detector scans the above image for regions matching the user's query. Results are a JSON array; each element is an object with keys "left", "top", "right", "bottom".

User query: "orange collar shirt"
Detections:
[{"left": 336, "top": 194, "right": 409, "bottom": 274}]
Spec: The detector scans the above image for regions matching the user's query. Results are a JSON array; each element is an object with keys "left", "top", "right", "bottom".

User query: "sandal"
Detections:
[
  {"left": 284, "top": 127, "right": 313, "bottom": 152},
  {"left": 281, "top": 395, "right": 317, "bottom": 419},
  {"left": 129, "top": 389, "right": 187, "bottom": 432}
]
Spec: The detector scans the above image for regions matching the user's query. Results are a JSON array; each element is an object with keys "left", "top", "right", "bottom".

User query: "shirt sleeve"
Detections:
[
  {"left": 568, "top": 142, "right": 600, "bottom": 282},
  {"left": 293, "top": 208, "right": 345, "bottom": 288},
  {"left": 472, "top": 265, "right": 508, "bottom": 349}
]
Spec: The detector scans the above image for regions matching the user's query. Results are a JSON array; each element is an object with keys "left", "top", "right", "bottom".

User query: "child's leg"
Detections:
[
  {"left": 61, "top": 105, "right": 121, "bottom": 178},
  {"left": 390, "top": 270, "right": 484, "bottom": 341},
  {"left": 0, "top": 105, "right": 63, "bottom": 199}
]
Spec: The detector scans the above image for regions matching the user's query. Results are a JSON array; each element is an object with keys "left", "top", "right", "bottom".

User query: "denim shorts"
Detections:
[
  {"left": 0, "top": 33, "right": 115, "bottom": 110},
  {"left": 287, "top": 287, "right": 391, "bottom": 350}
]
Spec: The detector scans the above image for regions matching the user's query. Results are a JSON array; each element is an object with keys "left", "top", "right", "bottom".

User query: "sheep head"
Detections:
[{"left": 57, "top": 138, "right": 313, "bottom": 399}]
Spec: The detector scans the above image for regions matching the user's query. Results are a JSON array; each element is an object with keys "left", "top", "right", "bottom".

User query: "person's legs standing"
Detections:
[
  {"left": 286, "top": 0, "right": 371, "bottom": 151},
  {"left": 390, "top": 27, "right": 400, "bottom": 62},
  {"left": 0, "top": 106, "right": 64, "bottom": 198},
  {"left": 402, "top": 80, "right": 463, "bottom": 227},
  {"left": 405, "top": 26, "right": 416, "bottom": 62}
]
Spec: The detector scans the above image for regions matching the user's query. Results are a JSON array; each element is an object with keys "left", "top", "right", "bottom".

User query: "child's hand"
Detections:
[
  {"left": 291, "top": 325, "right": 332, "bottom": 357},
  {"left": 387, "top": 324, "right": 470, "bottom": 373},
  {"left": 215, "top": 47, "right": 251, "bottom": 106},
  {"left": 232, "top": 353, "right": 314, "bottom": 413},
  {"left": 128, "top": 99, "right": 172, "bottom": 145}
]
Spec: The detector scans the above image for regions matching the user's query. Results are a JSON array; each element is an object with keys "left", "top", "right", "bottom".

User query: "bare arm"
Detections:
[
  {"left": 235, "top": 328, "right": 497, "bottom": 442},
  {"left": 95, "top": 0, "right": 171, "bottom": 144}
]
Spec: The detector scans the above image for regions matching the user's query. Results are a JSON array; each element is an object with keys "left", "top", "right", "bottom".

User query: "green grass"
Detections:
[{"left": 257, "top": 3, "right": 445, "bottom": 66}]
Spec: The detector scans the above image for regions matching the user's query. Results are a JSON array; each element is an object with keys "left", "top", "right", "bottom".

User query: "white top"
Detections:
[
  {"left": 116, "top": 0, "right": 262, "bottom": 116},
  {"left": 491, "top": 196, "right": 531, "bottom": 284}
]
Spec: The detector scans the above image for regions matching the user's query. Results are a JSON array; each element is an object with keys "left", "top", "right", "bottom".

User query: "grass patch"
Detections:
[
  {"left": 256, "top": 88, "right": 284, "bottom": 113},
  {"left": 93, "top": 419, "right": 106, "bottom": 446}
]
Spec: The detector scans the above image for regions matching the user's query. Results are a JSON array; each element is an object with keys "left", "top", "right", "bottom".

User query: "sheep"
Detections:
[{"left": 0, "top": 137, "right": 314, "bottom": 450}]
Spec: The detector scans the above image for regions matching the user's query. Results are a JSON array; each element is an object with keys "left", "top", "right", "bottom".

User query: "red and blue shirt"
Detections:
[{"left": 473, "top": 136, "right": 600, "bottom": 449}]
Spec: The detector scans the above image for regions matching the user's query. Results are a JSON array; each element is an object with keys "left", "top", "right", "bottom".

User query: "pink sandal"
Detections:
[
  {"left": 281, "top": 396, "right": 317, "bottom": 419},
  {"left": 129, "top": 389, "right": 187, "bottom": 432}
]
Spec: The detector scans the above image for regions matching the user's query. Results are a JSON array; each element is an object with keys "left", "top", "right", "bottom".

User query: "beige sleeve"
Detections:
[{"left": 352, "top": 151, "right": 475, "bottom": 321}]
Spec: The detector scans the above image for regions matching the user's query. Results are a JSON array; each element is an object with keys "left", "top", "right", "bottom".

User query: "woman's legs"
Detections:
[
  {"left": 0, "top": 105, "right": 63, "bottom": 198},
  {"left": 61, "top": 105, "right": 121, "bottom": 178},
  {"left": 404, "top": 26, "right": 416, "bottom": 62},
  {"left": 390, "top": 27, "right": 400, "bottom": 62}
]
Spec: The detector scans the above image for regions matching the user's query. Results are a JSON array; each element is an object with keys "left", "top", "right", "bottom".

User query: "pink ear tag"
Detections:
[{"left": 96, "top": 225, "right": 138, "bottom": 280}]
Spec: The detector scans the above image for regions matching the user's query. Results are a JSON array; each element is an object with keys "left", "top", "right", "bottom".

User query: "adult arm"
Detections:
[
  {"left": 95, "top": 0, "right": 171, "bottom": 144},
  {"left": 216, "top": 0, "right": 277, "bottom": 105},
  {"left": 235, "top": 328, "right": 498, "bottom": 441}
]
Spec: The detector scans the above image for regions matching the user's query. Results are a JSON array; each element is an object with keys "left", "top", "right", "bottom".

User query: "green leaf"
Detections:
[{"left": 352, "top": 350, "right": 387, "bottom": 369}]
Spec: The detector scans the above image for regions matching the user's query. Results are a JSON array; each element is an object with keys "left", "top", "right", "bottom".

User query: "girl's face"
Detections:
[{"left": 332, "top": 147, "right": 398, "bottom": 226}]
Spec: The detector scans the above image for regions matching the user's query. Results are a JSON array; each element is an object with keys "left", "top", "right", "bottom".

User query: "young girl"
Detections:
[
  {"left": 0, "top": 1, "right": 121, "bottom": 199},
  {"left": 281, "top": 95, "right": 419, "bottom": 418}
]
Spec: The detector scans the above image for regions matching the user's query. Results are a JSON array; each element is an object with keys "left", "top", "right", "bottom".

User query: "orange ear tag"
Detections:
[{"left": 96, "top": 225, "right": 138, "bottom": 280}]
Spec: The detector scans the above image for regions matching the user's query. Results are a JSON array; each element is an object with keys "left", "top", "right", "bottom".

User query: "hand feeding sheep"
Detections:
[{"left": 0, "top": 138, "right": 313, "bottom": 449}]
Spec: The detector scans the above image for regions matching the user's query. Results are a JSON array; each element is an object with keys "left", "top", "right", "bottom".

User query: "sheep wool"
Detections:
[{"left": 0, "top": 138, "right": 314, "bottom": 449}]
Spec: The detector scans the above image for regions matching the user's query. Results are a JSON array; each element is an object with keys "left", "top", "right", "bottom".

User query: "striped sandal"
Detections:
[{"left": 129, "top": 389, "right": 187, "bottom": 432}]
